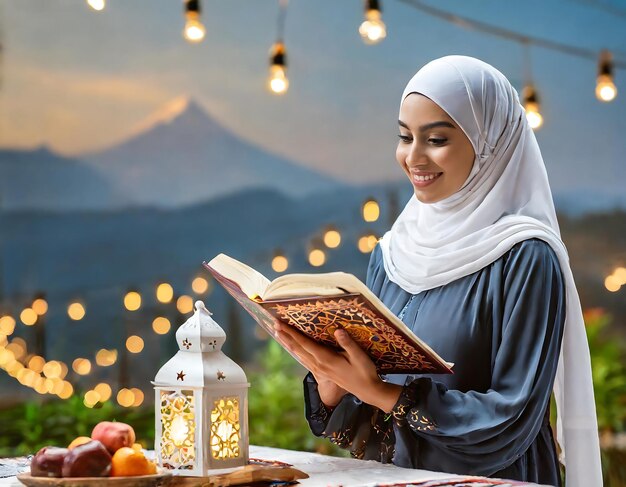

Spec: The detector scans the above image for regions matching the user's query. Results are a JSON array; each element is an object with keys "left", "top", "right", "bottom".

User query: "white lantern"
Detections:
[{"left": 153, "top": 300, "right": 249, "bottom": 476}]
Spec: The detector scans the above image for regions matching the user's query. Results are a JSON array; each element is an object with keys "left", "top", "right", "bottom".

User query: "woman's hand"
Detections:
[{"left": 274, "top": 323, "right": 402, "bottom": 413}]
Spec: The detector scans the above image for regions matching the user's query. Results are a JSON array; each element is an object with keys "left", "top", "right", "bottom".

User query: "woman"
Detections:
[{"left": 275, "top": 56, "right": 601, "bottom": 486}]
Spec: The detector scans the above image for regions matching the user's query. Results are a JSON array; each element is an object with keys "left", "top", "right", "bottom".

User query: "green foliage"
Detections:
[
  {"left": 247, "top": 339, "right": 346, "bottom": 456},
  {"left": 584, "top": 310, "right": 626, "bottom": 487},
  {"left": 0, "top": 395, "right": 154, "bottom": 457},
  {"left": 585, "top": 310, "right": 626, "bottom": 433}
]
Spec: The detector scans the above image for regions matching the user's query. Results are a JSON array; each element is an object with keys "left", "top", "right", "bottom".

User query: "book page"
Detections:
[
  {"left": 207, "top": 254, "right": 271, "bottom": 299},
  {"left": 263, "top": 272, "right": 364, "bottom": 300}
]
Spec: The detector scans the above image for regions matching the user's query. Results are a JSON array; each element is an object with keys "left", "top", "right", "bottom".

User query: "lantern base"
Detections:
[{"left": 163, "top": 464, "right": 308, "bottom": 485}]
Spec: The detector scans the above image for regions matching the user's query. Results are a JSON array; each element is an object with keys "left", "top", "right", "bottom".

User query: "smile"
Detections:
[{"left": 411, "top": 172, "right": 442, "bottom": 187}]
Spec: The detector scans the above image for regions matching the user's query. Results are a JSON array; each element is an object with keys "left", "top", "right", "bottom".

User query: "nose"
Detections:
[{"left": 405, "top": 141, "right": 429, "bottom": 168}]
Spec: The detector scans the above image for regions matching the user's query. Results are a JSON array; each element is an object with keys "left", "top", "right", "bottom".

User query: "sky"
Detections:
[{"left": 0, "top": 0, "right": 625, "bottom": 192}]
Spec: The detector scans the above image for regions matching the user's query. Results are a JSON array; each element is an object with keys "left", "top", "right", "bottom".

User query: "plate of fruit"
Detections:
[{"left": 17, "top": 421, "right": 171, "bottom": 486}]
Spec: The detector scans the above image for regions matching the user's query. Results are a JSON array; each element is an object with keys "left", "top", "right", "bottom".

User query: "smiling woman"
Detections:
[
  {"left": 277, "top": 55, "right": 603, "bottom": 487},
  {"left": 396, "top": 94, "right": 475, "bottom": 204}
]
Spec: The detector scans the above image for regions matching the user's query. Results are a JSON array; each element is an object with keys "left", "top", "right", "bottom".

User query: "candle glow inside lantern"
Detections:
[{"left": 153, "top": 300, "right": 249, "bottom": 476}]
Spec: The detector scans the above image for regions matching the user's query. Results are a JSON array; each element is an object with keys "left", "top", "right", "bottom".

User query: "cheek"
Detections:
[{"left": 395, "top": 145, "right": 408, "bottom": 170}]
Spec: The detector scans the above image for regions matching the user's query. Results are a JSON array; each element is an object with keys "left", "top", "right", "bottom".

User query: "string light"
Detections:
[
  {"left": 117, "top": 388, "right": 135, "bottom": 407},
  {"left": 124, "top": 290, "right": 142, "bottom": 311},
  {"left": 268, "top": 0, "right": 290, "bottom": 95},
  {"left": 191, "top": 276, "right": 210, "bottom": 294},
  {"left": 131, "top": 388, "right": 145, "bottom": 407},
  {"left": 268, "top": 41, "right": 289, "bottom": 95},
  {"left": 183, "top": 0, "right": 206, "bottom": 43},
  {"left": 32, "top": 297, "right": 48, "bottom": 316},
  {"left": 323, "top": 226, "right": 342, "bottom": 248},
  {"left": 95, "top": 348, "right": 117, "bottom": 366},
  {"left": 362, "top": 198, "right": 380, "bottom": 222},
  {"left": 72, "top": 358, "right": 92, "bottom": 375},
  {"left": 0, "top": 316, "right": 16, "bottom": 335},
  {"left": 604, "top": 266, "right": 626, "bottom": 292},
  {"left": 359, "top": 0, "right": 387, "bottom": 45},
  {"left": 20, "top": 308, "right": 37, "bottom": 326},
  {"left": 177, "top": 295, "right": 194, "bottom": 314},
  {"left": 58, "top": 382, "right": 74, "bottom": 399},
  {"left": 126, "top": 335, "right": 144, "bottom": 354},
  {"left": 156, "top": 283, "right": 174, "bottom": 303},
  {"left": 596, "top": 50, "right": 617, "bottom": 102},
  {"left": 84, "top": 390, "right": 101, "bottom": 408},
  {"left": 522, "top": 84, "right": 543, "bottom": 130},
  {"left": 43, "top": 360, "right": 63, "bottom": 379},
  {"left": 28, "top": 355, "right": 45, "bottom": 373},
  {"left": 94, "top": 383, "right": 112, "bottom": 402},
  {"left": 271, "top": 251, "right": 289, "bottom": 273},
  {"left": 308, "top": 247, "right": 326, "bottom": 267},
  {"left": 358, "top": 233, "right": 379, "bottom": 253},
  {"left": 152, "top": 317, "right": 171, "bottom": 335},
  {"left": 86, "top": 0, "right": 105, "bottom": 11},
  {"left": 67, "top": 302, "right": 86, "bottom": 321}
]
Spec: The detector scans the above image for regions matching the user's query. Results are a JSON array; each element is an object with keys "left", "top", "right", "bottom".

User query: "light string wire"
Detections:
[
  {"left": 396, "top": 0, "right": 626, "bottom": 69},
  {"left": 277, "top": 0, "right": 289, "bottom": 42}
]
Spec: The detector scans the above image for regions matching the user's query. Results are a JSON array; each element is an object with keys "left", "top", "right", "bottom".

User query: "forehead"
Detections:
[{"left": 399, "top": 93, "right": 455, "bottom": 125}]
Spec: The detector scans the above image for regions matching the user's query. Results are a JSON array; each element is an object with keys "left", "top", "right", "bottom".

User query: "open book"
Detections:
[{"left": 203, "top": 253, "right": 453, "bottom": 375}]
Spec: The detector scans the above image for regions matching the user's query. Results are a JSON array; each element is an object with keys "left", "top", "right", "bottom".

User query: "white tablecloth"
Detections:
[{"left": 0, "top": 445, "right": 552, "bottom": 487}]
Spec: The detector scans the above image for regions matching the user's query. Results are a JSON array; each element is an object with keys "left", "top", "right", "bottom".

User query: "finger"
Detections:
[
  {"left": 279, "top": 325, "right": 330, "bottom": 357},
  {"left": 334, "top": 329, "right": 368, "bottom": 363},
  {"left": 276, "top": 329, "right": 319, "bottom": 366}
]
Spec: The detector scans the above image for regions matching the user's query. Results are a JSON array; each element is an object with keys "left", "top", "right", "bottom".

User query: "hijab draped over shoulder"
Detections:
[{"left": 379, "top": 55, "right": 602, "bottom": 487}]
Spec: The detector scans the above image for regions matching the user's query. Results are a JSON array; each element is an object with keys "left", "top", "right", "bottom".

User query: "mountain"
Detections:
[
  {"left": 82, "top": 96, "right": 344, "bottom": 208},
  {"left": 0, "top": 147, "right": 121, "bottom": 211}
]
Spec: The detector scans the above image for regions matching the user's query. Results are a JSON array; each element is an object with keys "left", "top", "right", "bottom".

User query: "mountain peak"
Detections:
[{"left": 126, "top": 95, "right": 209, "bottom": 139}]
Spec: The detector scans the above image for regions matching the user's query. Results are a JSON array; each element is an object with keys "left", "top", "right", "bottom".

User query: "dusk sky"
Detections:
[{"left": 1, "top": 0, "right": 625, "bottom": 192}]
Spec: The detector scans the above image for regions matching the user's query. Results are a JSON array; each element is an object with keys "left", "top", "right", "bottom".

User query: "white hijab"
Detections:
[{"left": 380, "top": 56, "right": 602, "bottom": 486}]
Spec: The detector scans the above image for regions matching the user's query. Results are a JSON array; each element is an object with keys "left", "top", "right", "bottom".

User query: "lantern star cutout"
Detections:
[
  {"left": 177, "top": 370, "right": 186, "bottom": 381},
  {"left": 217, "top": 370, "right": 226, "bottom": 381}
]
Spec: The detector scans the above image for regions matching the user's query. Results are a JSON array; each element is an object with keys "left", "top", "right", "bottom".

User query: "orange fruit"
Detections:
[
  {"left": 110, "top": 447, "right": 157, "bottom": 477},
  {"left": 67, "top": 436, "right": 92, "bottom": 449}
]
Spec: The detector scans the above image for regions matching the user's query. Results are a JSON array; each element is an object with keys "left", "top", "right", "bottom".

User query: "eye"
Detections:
[
  {"left": 428, "top": 137, "right": 447, "bottom": 146},
  {"left": 397, "top": 134, "right": 412, "bottom": 143}
]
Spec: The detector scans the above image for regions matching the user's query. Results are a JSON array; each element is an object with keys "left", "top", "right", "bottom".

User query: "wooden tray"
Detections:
[{"left": 16, "top": 471, "right": 172, "bottom": 487}]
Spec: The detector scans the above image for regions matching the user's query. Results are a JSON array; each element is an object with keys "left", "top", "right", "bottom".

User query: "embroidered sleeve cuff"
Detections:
[
  {"left": 390, "top": 380, "right": 437, "bottom": 432},
  {"left": 390, "top": 381, "right": 419, "bottom": 426}
]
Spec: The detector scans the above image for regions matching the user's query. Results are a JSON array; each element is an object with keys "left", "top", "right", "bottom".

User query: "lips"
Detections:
[{"left": 410, "top": 171, "right": 443, "bottom": 187}]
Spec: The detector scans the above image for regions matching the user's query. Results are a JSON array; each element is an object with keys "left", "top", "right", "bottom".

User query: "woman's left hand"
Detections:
[{"left": 275, "top": 323, "right": 402, "bottom": 413}]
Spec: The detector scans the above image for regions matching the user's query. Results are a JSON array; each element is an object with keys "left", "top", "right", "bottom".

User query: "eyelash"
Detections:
[{"left": 397, "top": 135, "right": 447, "bottom": 146}]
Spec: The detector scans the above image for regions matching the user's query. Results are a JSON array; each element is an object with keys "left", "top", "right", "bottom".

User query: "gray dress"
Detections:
[{"left": 304, "top": 238, "right": 564, "bottom": 485}]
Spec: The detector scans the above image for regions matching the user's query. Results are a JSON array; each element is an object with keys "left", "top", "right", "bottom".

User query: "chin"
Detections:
[{"left": 413, "top": 189, "right": 443, "bottom": 204}]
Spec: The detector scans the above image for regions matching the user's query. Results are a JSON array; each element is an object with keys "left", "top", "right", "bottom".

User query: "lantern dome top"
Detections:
[
  {"left": 153, "top": 300, "right": 248, "bottom": 388},
  {"left": 175, "top": 300, "right": 226, "bottom": 353}
]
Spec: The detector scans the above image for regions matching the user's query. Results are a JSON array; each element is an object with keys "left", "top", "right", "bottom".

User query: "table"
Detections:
[{"left": 0, "top": 445, "right": 552, "bottom": 487}]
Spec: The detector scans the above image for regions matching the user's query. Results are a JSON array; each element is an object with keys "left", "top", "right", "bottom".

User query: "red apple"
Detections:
[{"left": 91, "top": 421, "right": 136, "bottom": 454}]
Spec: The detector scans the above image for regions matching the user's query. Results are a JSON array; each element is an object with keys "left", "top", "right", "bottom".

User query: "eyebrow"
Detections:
[{"left": 398, "top": 120, "right": 456, "bottom": 131}]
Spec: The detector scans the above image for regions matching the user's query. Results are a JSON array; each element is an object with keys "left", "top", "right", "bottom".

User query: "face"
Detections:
[{"left": 396, "top": 93, "right": 475, "bottom": 204}]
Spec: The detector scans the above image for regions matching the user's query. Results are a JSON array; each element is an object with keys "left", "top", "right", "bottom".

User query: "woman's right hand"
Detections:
[{"left": 274, "top": 324, "right": 347, "bottom": 407}]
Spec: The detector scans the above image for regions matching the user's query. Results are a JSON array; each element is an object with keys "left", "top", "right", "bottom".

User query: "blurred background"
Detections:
[{"left": 0, "top": 0, "right": 624, "bottom": 484}]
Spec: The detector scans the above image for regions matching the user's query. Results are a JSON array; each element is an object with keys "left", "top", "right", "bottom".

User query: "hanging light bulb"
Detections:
[
  {"left": 359, "top": 0, "right": 386, "bottom": 45},
  {"left": 522, "top": 84, "right": 543, "bottom": 130},
  {"left": 86, "top": 0, "right": 105, "bottom": 11},
  {"left": 271, "top": 251, "right": 289, "bottom": 273},
  {"left": 268, "top": 41, "right": 289, "bottom": 95},
  {"left": 596, "top": 50, "right": 617, "bottom": 102},
  {"left": 183, "top": 0, "right": 206, "bottom": 43}
]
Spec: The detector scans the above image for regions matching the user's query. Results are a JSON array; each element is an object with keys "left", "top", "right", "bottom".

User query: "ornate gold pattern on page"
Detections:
[{"left": 270, "top": 297, "right": 436, "bottom": 373}]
